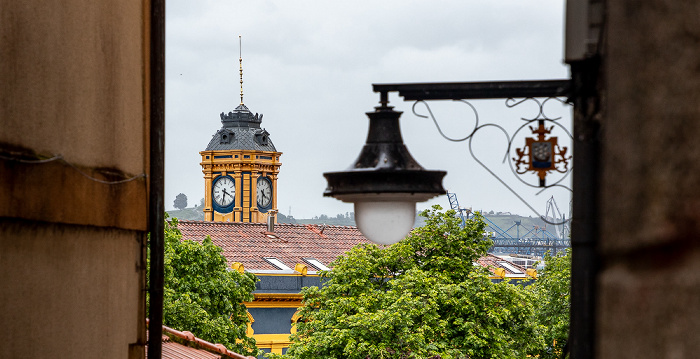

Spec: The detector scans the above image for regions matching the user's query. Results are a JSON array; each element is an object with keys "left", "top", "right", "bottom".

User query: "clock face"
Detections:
[
  {"left": 213, "top": 176, "right": 235, "bottom": 207},
  {"left": 256, "top": 177, "right": 272, "bottom": 208}
]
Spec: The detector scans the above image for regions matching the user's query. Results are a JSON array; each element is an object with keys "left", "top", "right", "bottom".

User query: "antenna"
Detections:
[{"left": 239, "top": 35, "right": 244, "bottom": 105}]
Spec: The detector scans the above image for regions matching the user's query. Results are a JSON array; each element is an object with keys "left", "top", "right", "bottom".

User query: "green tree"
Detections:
[
  {"left": 148, "top": 215, "right": 259, "bottom": 356},
  {"left": 173, "top": 193, "right": 188, "bottom": 210},
  {"left": 284, "top": 206, "right": 543, "bottom": 359},
  {"left": 529, "top": 249, "right": 571, "bottom": 358}
]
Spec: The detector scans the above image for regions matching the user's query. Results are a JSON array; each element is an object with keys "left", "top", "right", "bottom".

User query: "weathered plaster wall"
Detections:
[
  {"left": 0, "top": 1, "right": 149, "bottom": 230},
  {"left": 599, "top": 1, "right": 700, "bottom": 357},
  {"left": 0, "top": 1, "right": 147, "bottom": 174},
  {"left": 0, "top": 220, "right": 145, "bottom": 358},
  {"left": 0, "top": 1, "right": 150, "bottom": 358}
]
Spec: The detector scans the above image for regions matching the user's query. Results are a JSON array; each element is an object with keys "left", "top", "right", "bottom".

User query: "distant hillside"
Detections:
[
  {"left": 292, "top": 212, "right": 354, "bottom": 226},
  {"left": 167, "top": 206, "right": 205, "bottom": 221},
  {"left": 167, "top": 208, "right": 298, "bottom": 223},
  {"left": 293, "top": 212, "right": 428, "bottom": 228},
  {"left": 295, "top": 217, "right": 355, "bottom": 226},
  {"left": 167, "top": 208, "right": 557, "bottom": 237},
  {"left": 292, "top": 212, "right": 550, "bottom": 231}
]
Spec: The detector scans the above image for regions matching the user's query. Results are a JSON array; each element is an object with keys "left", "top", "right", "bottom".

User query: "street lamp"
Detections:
[
  {"left": 323, "top": 92, "right": 446, "bottom": 245},
  {"left": 324, "top": 80, "right": 570, "bottom": 245}
]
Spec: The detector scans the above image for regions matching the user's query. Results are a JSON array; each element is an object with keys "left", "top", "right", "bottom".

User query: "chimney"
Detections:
[{"left": 267, "top": 215, "right": 275, "bottom": 233}]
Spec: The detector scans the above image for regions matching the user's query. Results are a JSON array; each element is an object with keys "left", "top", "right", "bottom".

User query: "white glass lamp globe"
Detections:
[
  {"left": 354, "top": 200, "right": 416, "bottom": 245},
  {"left": 322, "top": 99, "right": 446, "bottom": 245}
]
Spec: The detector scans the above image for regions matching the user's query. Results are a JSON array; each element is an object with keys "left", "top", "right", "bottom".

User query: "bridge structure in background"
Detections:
[{"left": 447, "top": 192, "right": 570, "bottom": 257}]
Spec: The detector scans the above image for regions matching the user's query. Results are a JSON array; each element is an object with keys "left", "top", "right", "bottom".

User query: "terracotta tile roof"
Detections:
[
  {"left": 176, "top": 220, "right": 533, "bottom": 279},
  {"left": 177, "top": 221, "right": 370, "bottom": 271},
  {"left": 147, "top": 319, "right": 255, "bottom": 359},
  {"left": 162, "top": 337, "right": 222, "bottom": 359}
]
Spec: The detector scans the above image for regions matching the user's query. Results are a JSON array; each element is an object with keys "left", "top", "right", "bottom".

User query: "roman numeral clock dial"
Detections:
[
  {"left": 256, "top": 177, "right": 272, "bottom": 209},
  {"left": 212, "top": 176, "right": 235, "bottom": 207}
]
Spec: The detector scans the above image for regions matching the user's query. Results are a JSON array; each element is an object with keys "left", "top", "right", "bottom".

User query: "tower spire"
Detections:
[{"left": 239, "top": 35, "right": 244, "bottom": 105}]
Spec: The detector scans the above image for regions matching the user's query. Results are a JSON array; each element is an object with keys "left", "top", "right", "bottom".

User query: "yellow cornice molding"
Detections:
[
  {"left": 253, "top": 273, "right": 321, "bottom": 277},
  {"left": 253, "top": 334, "right": 293, "bottom": 348},
  {"left": 244, "top": 302, "right": 302, "bottom": 308},
  {"left": 244, "top": 293, "right": 303, "bottom": 308},
  {"left": 251, "top": 293, "right": 303, "bottom": 300},
  {"left": 253, "top": 333, "right": 292, "bottom": 342}
]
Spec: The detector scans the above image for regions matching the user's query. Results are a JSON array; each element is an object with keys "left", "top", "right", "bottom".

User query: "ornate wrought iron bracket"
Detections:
[
  {"left": 373, "top": 80, "right": 571, "bottom": 101},
  {"left": 372, "top": 80, "right": 573, "bottom": 225}
]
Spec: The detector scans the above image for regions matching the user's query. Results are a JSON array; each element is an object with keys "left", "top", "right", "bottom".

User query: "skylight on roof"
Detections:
[
  {"left": 303, "top": 258, "right": 330, "bottom": 271},
  {"left": 263, "top": 257, "right": 292, "bottom": 270},
  {"left": 497, "top": 261, "right": 524, "bottom": 274}
]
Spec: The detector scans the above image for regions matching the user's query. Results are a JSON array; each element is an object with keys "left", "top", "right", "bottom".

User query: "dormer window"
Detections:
[
  {"left": 254, "top": 129, "right": 270, "bottom": 146},
  {"left": 220, "top": 130, "right": 234, "bottom": 144}
]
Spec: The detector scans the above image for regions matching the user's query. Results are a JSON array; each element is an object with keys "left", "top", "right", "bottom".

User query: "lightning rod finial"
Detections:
[{"left": 239, "top": 35, "right": 244, "bottom": 105}]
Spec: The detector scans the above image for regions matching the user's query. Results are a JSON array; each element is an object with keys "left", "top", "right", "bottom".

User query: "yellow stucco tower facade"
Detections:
[{"left": 200, "top": 104, "right": 282, "bottom": 223}]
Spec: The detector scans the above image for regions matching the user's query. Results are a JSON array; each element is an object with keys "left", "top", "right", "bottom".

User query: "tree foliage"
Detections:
[
  {"left": 284, "top": 206, "right": 544, "bottom": 359},
  {"left": 148, "top": 215, "right": 258, "bottom": 356},
  {"left": 528, "top": 249, "right": 571, "bottom": 358},
  {"left": 173, "top": 193, "right": 188, "bottom": 210}
]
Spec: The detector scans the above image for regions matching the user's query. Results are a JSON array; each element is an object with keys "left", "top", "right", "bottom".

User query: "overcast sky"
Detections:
[{"left": 165, "top": 0, "right": 573, "bottom": 220}]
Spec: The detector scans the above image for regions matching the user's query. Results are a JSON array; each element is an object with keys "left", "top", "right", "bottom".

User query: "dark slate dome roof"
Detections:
[{"left": 205, "top": 104, "right": 277, "bottom": 151}]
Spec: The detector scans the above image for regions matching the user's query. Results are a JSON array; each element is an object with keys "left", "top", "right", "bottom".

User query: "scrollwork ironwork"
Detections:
[{"left": 412, "top": 97, "right": 572, "bottom": 225}]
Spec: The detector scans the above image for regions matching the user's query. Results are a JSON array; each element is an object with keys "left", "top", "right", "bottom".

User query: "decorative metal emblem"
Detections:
[
  {"left": 409, "top": 96, "right": 573, "bottom": 223},
  {"left": 513, "top": 119, "right": 571, "bottom": 186}
]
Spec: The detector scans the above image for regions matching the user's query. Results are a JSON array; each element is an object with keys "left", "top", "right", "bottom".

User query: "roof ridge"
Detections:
[
  {"left": 304, "top": 224, "right": 327, "bottom": 238},
  {"left": 177, "top": 220, "right": 358, "bottom": 230},
  {"left": 302, "top": 223, "right": 358, "bottom": 229},
  {"left": 147, "top": 319, "right": 255, "bottom": 359}
]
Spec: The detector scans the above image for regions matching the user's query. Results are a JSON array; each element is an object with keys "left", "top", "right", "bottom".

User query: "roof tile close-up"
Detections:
[{"left": 177, "top": 220, "right": 369, "bottom": 272}]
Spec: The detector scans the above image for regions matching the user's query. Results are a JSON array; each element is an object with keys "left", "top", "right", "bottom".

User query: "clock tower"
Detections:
[
  {"left": 201, "top": 38, "right": 282, "bottom": 223},
  {"left": 200, "top": 104, "right": 282, "bottom": 223}
]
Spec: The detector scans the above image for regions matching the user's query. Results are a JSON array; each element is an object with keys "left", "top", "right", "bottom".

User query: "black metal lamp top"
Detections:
[{"left": 323, "top": 92, "right": 446, "bottom": 201}]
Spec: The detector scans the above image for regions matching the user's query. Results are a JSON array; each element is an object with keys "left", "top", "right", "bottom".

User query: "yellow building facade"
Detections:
[{"left": 200, "top": 104, "right": 282, "bottom": 223}]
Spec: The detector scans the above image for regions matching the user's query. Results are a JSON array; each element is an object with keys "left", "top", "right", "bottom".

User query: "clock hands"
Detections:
[
  {"left": 222, "top": 188, "right": 231, "bottom": 200},
  {"left": 213, "top": 177, "right": 236, "bottom": 207},
  {"left": 257, "top": 187, "right": 270, "bottom": 206}
]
